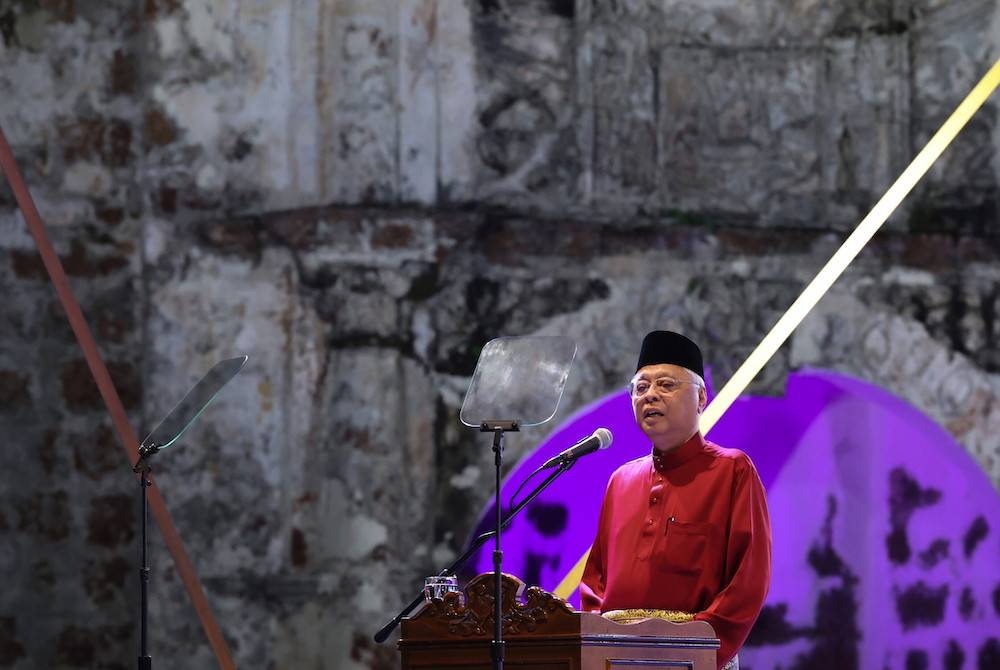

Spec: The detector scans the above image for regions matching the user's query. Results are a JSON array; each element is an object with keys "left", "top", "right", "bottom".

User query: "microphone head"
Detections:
[{"left": 593, "top": 427, "right": 613, "bottom": 450}]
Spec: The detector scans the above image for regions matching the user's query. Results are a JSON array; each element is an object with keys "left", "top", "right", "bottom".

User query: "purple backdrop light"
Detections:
[{"left": 463, "top": 369, "right": 1000, "bottom": 666}]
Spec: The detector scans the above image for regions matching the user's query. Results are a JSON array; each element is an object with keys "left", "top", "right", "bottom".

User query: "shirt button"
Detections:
[
  {"left": 646, "top": 519, "right": 653, "bottom": 525},
  {"left": 650, "top": 497, "right": 658, "bottom": 504}
]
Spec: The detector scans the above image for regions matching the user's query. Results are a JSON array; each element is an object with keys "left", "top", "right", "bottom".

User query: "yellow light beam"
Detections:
[{"left": 554, "top": 58, "right": 1000, "bottom": 600}]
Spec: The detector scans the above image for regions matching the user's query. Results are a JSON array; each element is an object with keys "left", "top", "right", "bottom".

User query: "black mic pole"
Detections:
[
  {"left": 138, "top": 468, "right": 151, "bottom": 670},
  {"left": 373, "top": 438, "right": 580, "bottom": 644},
  {"left": 132, "top": 445, "right": 159, "bottom": 670}
]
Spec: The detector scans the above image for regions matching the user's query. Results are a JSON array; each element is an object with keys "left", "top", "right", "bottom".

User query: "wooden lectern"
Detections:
[{"left": 399, "top": 573, "right": 719, "bottom": 670}]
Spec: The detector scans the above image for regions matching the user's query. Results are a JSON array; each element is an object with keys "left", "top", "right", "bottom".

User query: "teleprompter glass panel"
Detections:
[
  {"left": 141, "top": 355, "right": 248, "bottom": 450},
  {"left": 460, "top": 336, "right": 576, "bottom": 428}
]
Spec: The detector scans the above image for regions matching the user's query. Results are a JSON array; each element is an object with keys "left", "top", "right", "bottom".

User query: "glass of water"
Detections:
[{"left": 423, "top": 575, "right": 462, "bottom": 604}]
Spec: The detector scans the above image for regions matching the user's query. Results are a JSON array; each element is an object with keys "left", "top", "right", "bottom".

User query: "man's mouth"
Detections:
[{"left": 643, "top": 409, "right": 664, "bottom": 419}]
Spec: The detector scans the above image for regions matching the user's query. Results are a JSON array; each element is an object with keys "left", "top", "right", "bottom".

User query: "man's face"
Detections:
[{"left": 630, "top": 363, "right": 706, "bottom": 450}]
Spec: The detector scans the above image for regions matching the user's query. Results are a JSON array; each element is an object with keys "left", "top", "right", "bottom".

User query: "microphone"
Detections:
[{"left": 540, "top": 428, "right": 613, "bottom": 469}]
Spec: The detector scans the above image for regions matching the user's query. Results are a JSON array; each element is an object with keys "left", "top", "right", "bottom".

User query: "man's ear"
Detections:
[{"left": 697, "top": 386, "right": 707, "bottom": 413}]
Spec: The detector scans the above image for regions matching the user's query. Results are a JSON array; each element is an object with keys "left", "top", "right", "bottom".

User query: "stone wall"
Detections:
[{"left": 0, "top": 1, "right": 998, "bottom": 669}]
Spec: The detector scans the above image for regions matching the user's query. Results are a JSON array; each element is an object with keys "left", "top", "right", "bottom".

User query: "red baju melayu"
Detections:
[{"left": 580, "top": 432, "right": 772, "bottom": 669}]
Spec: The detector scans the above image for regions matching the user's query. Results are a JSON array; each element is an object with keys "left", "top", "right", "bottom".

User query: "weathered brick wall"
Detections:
[{"left": 0, "top": 0, "right": 998, "bottom": 668}]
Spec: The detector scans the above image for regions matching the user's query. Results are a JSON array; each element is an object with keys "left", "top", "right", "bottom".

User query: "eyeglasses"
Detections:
[{"left": 629, "top": 377, "right": 702, "bottom": 398}]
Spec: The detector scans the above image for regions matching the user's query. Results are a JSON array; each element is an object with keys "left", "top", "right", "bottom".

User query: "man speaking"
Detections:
[{"left": 580, "top": 331, "right": 772, "bottom": 670}]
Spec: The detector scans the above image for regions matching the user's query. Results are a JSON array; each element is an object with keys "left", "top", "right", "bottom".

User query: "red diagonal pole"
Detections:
[{"left": 0, "top": 124, "right": 237, "bottom": 670}]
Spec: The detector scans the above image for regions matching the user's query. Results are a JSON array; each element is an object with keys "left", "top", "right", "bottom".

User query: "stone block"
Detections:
[
  {"left": 908, "top": 0, "right": 999, "bottom": 224},
  {"left": 588, "top": 0, "right": 908, "bottom": 46},
  {"left": 660, "top": 46, "right": 774, "bottom": 213}
]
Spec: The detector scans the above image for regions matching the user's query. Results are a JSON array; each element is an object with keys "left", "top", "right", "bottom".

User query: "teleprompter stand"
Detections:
[
  {"left": 374, "top": 336, "right": 577, "bottom": 670},
  {"left": 126, "top": 356, "right": 247, "bottom": 670},
  {"left": 481, "top": 420, "right": 518, "bottom": 670},
  {"left": 132, "top": 446, "right": 158, "bottom": 670}
]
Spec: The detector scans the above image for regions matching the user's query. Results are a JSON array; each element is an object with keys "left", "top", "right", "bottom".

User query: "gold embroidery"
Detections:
[{"left": 602, "top": 608, "right": 694, "bottom": 624}]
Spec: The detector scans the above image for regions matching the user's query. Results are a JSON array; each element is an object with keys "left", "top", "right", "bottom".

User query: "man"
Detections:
[{"left": 580, "top": 331, "right": 772, "bottom": 670}]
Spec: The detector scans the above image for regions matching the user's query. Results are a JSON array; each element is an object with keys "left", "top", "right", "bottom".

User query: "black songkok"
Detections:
[{"left": 635, "top": 331, "right": 704, "bottom": 379}]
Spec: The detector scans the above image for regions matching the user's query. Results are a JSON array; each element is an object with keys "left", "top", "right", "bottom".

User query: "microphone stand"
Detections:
[
  {"left": 373, "top": 439, "right": 579, "bottom": 646},
  {"left": 132, "top": 444, "right": 160, "bottom": 670}
]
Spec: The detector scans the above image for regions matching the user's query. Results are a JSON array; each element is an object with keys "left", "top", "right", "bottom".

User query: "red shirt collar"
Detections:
[{"left": 651, "top": 431, "right": 705, "bottom": 472}]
